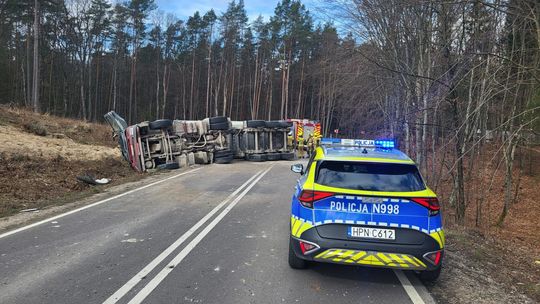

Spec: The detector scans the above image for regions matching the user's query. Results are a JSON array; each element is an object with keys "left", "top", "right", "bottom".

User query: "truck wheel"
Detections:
[
  {"left": 214, "top": 149, "right": 232, "bottom": 158},
  {"left": 209, "top": 122, "right": 229, "bottom": 130},
  {"left": 246, "top": 120, "right": 265, "bottom": 128},
  {"left": 264, "top": 121, "right": 281, "bottom": 128},
  {"left": 288, "top": 237, "right": 308, "bottom": 269},
  {"left": 138, "top": 123, "right": 150, "bottom": 135},
  {"left": 266, "top": 153, "right": 281, "bottom": 161},
  {"left": 149, "top": 119, "right": 172, "bottom": 130},
  {"left": 419, "top": 266, "right": 442, "bottom": 282},
  {"left": 157, "top": 162, "right": 179, "bottom": 170},
  {"left": 277, "top": 121, "right": 293, "bottom": 128},
  {"left": 144, "top": 159, "right": 155, "bottom": 169},
  {"left": 246, "top": 153, "right": 266, "bottom": 162},
  {"left": 214, "top": 154, "right": 234, "bottom": 164},
  {"left": 209, "top": 116, "right": 228, "bottom": 124},
  {"left": 280, "top": 152, "right": 295, "bottom": 160}
]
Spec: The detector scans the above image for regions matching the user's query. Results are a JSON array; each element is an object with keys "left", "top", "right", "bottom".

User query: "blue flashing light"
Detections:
[
  {"left": 374, "top": 140, "right": 395, "bottom": 149},
  {"left": 321, "top": 138, "right": 396, "bottom": 149}
]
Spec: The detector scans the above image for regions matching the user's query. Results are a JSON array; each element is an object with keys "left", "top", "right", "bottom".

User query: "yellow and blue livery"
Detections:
[{"left": 288, "top": 139, "right": 444, "bottom": 281}]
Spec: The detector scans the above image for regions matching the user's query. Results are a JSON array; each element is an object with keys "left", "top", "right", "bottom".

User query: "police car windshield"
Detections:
[{"left": 315, "top": 161, "right": 425, "bottom": 192}]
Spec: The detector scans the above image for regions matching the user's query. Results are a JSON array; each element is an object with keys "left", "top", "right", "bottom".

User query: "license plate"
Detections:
[{"left": 348, "top": 227, "right": 395, "bottom": 240}]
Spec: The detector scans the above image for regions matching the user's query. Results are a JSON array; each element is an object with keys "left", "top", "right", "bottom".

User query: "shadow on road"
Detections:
[{"left": 306, "top": 262, "right": 402, "bottom": 285}]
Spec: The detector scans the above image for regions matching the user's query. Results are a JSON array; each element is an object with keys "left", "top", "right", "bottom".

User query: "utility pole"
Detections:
[{"left": 32, "top": 0, "right": 40, "bottom": 113}]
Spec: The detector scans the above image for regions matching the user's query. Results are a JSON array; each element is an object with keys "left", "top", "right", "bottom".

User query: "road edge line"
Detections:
[
  {"left": 0, "top": 167, "right": 202, "bottom": 240},
  {"left": 102, "top": 169, "right": 265, "bottom": 304},
  {"left": 394, "top": 269, "right": 426, "bottom": 304},
  {"left": 127, "top": 165, "right": 274, "bottom": 304}
]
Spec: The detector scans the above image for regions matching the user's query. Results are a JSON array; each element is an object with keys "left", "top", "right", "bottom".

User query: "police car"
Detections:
[{"left": 288, "top": 139, "right": 444, "bottom": 281}]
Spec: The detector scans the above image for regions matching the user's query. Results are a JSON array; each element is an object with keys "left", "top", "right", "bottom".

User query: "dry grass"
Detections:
[
  {"left": 0, "top": 105, "right": 140, "bottom": 218},
  {"left": 0, "top": 153, "right": 138, "bottom": 217},
  {"left": 0, "top": 105, "right": 116, "bottom": 147},
  {"left": 22, "top": 121, "right": 47, "bottom": 136}
]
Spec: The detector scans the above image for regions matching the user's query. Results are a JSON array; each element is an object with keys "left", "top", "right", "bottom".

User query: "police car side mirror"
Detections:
[{"left": 291, "top": 164, "right": 304, "bottom": 174}]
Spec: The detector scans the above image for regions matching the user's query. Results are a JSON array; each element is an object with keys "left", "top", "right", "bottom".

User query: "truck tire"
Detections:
[
  {"left": 246, "top": 153, "right": 266, "bottom": 162},
  {"left": 214, "top": 154, "right": 234, "bottom": 164},
  {"left": 281, "top": 152, "right": 295, "bottom": 160},
  {"left": 277, "top": 121, "right": 293, "bottom": 128},
  {"left": 144, "top": 159, "right": 156, "bottom": 169},
  {"left": 264, "top": 121, "right": 281, "bottom": 128},
  {"left": 209, "top": 116, "right": 228, "bottom": 124},
  {"left": 209, "top": 121, "right": 229, "bottom": 130},
  {"left": 266, "top": 152, "right": 281, "bottom": 161},
  {"left": 157, "top": 162, "right": 179, "bottom": 170},
  {"left": 246, "top": 120, "right": 265, "bottom": 128},
  {"left": 149, "top": 119, "right": 173, "bottom": 130},
  {"left": 214, "top": 149, "right": 232, "bottom": 158},
  {"left": 138, "top": 122, "right": 150, "bottom": 135}
]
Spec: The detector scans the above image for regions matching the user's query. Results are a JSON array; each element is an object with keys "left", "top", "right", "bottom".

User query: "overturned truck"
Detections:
[{"left": 104, "top": 111, "right": 295, "bottom": 172}]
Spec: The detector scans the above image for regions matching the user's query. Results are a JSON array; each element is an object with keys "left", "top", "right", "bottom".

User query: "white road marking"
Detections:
[
  {"left": 102, "top": 168, "right": 266, "bottom": 304},
  {"left": 0, "top": 168, "right": 202, "bottom": 240},
  {"left": 393, "top": 270, "right": 426, "bottom": 304},
  {"left": 126, "top": 165, "right": 274, "bottom": 304}
]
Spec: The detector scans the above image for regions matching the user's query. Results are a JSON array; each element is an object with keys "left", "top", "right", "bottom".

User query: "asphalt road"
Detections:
[{"left": 0, "top": 161, "right": 435, "bottom": 304}]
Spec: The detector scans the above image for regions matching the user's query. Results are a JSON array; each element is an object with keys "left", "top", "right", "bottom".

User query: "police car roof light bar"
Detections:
[{"left": 320, "top": 138, "right": 396, "bottom": 149}]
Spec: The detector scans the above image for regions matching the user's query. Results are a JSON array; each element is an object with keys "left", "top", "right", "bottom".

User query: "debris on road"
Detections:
[
  {"left": 95, "top": 178, "right": 110, "bottom": 184},
  {"left": 76, "top": 175, "right": 111, "bottom": 185},
  {"left": 19, "top": 208, "right": 39, "bottom": 213}
]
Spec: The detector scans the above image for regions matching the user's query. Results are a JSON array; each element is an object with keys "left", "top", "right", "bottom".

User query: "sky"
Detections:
[{"left": 154, "top": 0, "right": 318, "bottom": 23}]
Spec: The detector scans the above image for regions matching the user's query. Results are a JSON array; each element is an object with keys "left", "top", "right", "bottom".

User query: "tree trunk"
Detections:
[
  {"left": 205, "top": 40, "right": 212, "bottom": 118},
  {"left": 161, "top": 64, "right": 170, "bottom": 119},
  {"left": 156, "top": 48, "right": 160, "bottom": 119},
  {"left": 32, "top": 0, "right": 40, "bottom": 113},
  {"left": 190, "top": 50, "right": 195, "bottom": 119},
  {"left": 94, "top": 53, "right": 100, "bottom": 121},
  {"left": 80, "top": 66, "right": 86, "bottom": 120},
  {"left": 88, "top": 53, "right": 93, "bottom": 121},
  {"left": 26, "top": 26, "right": 31, "bottom": 106},
  {"left": 128, "top": 49, "right": 137, "bottom": 123},
  {"left": 112, "top": 53, "right": 118, "bottom": 111}
]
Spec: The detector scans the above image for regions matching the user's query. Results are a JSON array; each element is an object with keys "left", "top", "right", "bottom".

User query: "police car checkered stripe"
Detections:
[
  {"left": 327, "top": 195, "right": 410, "bottom": 203},
  {"left": 314, "top": 249, "right": 426, "bottom": 270},
  {"left": 293, "top": 217, "right": 440, "bottom": 234}
]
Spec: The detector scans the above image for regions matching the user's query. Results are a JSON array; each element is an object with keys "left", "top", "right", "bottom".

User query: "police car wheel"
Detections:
[
  {"left": 288, "top": 237, "right": 308, "bottom": 269},
  {"left": 419, "top": 265, "right": 441, "bottom": 282}
]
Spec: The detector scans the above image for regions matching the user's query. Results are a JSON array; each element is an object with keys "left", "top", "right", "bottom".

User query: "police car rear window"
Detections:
[{"left": 315, "top": 161, "right": 425, "bottom": 192}]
